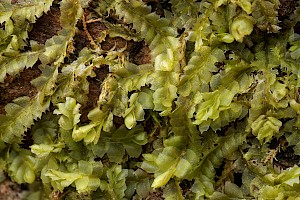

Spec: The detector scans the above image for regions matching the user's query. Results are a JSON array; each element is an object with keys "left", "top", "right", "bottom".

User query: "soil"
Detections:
[
  {"left": 278, "top": 0, "right": 298, "bottom": 20},
  {"left": 28, "top": 6, "right": 61, "bottom": 44},
  {"left": 0, "top": 65, "right": 41, "bottom": 115},
  {"left": 80, "top": 66, "right": 109, "bottom": 123},
  {"left": 0, "top": 180, "right": 21, "bottom": 200},
  {"left": 146, "top": 189, "right": 163, "bottom": 200},
  {"left": 128, "top": 41, "right": 151, "bottom": 65},
  {"left": 75, "top": 12, "right": 151, "bottom": 122},
  {"left": 269, "top": 136, "right": 300, "bottom": 169}
]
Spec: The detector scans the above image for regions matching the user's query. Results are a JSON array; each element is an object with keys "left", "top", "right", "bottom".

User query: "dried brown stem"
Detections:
[
  {"left": 82, "top": 14, "right": 98, "bottom": 49},
  {"left": 86, "top": 18, "right": 103, "bottom": 24}
]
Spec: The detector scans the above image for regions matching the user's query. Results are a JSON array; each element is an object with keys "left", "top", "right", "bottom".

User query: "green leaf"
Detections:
[
  {"left": 31, "top": 143, "right": 65, "bottom": 157},
  {"left": 104, "top": 165, "right": 128, "bottom": 199},
  {"left": 236, "top": 0, "right": 252, "bottom": 14},
  {"left": 106, "top": 143, "right": 125, "bottom": 163},
  {"left": 72, "top": 123, "right": 97, "bottom": 142},
  {"left": 163, "top": 180, "right": 184, "bottom": 200},
  {"left": 45, "top": 170, "right": 81, "bottom": 191},
  {"left": 0, "top": 95, "right": 50, "bottom": 143},
  {"left": 224, "top": 181, "right": 243, "bottom": 198},
  {"left": 45, "top": 161, "right": 101, "bottom": 193},
  {"left": 54, "top": 97, "right": 81, "bottom": 131},
  {"left": 230, "top": 15, "right": 253, "bottom": 42},
  {"left": 0, "top": 51, "right": 39, "bottom": 83},
  {"left": 8, "top": 152, "right": 36, "bottom": 184},
  {"left": 251, "top": 115, "right": 282, "bottom": 144},
  {"left": 152, "top": 168, "right": 176, "bottom": 189},
  {"left": 0, "top": 10, "right": 12, "bottom": 24}
]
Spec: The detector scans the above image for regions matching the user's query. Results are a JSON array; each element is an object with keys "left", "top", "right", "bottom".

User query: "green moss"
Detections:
[{"left": 0, "top": 0, "right": 300, "bottom": 199}]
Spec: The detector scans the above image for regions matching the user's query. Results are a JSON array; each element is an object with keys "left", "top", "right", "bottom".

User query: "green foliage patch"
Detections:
[{"left": 1, "top": 0, "right": 300, "bottom": 199}]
